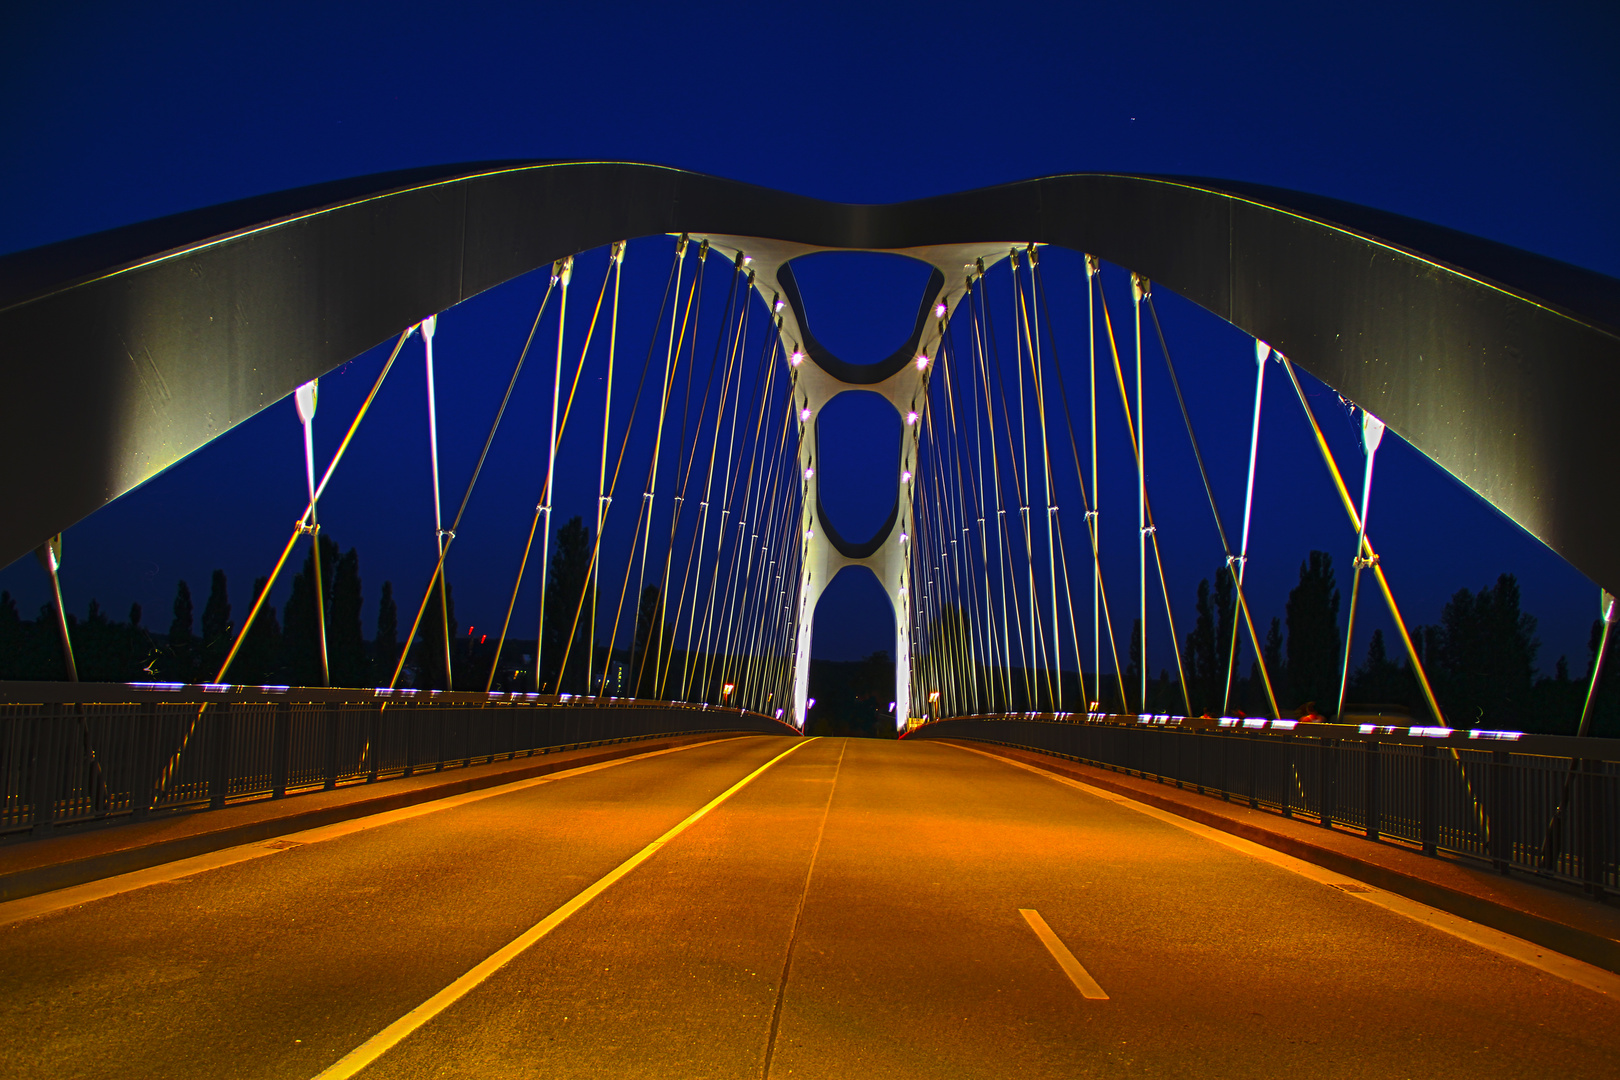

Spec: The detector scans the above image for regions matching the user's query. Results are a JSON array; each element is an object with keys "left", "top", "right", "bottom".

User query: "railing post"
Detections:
[
  {"left": 1489, "top": 749, "right": 1512, "bottom": 873},
  {"left": 1318, "top": 737, "right": 1336, "bottom": 829},
  {"left": 132, "top": 700, "right": 158, "bottom": 822},
  {"left": 1281, "top": 733, "right": 1294, "bottom": 819},
  {"left": 324, "top": 701, "right": 340, "bottom": 791},
  {"left": 209, "top": 702, "right": 232, "bottom": 810},
  {"left": 1219, "top": 729, "right": 1229, "bottom": 801},
  {"left": 1192, "top": 731, "right": 1203, "bottom": 794},
  {"left": 1248, "top": 730, "right": 1259, "bottom": 809},
  {"left": 271, "top": 699, "right": 291, "bottom": 799},
  {"left": 1580, "top": 757, "right": 1605, "bottom": 898},
  {"left": 30, "top": 704, "right": 60, "bottom": 837},
  {"left": 1420, "top": 744, "right": 1437, "bottom": 855},
  {"left": 435, "top": 704, "right": 446, "bottom": 772},
  {"left": 367, "top": 699, "right": 381, "bottom": 783},
  {"left": 1365, "top": 740, "right": 1381, "bottom": 841},
  {"left": 402, "top": 700, "right": 416, "bottom": 778}
]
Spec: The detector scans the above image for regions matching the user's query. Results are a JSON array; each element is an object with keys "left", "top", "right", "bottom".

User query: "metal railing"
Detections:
[
  {"left": 907, "top": 713, "right": 1620, "bottom": 898},
  {"left": 0, "top": 682, "right": 798, "bottom": 839}
]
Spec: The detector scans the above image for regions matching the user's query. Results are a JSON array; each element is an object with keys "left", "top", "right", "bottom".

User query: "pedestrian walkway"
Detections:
[{"left": 0, "top": 732, "right": 745, "bottom": 903}]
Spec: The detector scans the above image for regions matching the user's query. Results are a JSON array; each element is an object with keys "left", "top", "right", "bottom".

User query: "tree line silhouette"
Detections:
[
  {"left": 1147, "top": 550, "right": 1610, "bottom": 736},
  {"left": 3, "top": 529, "right": 1613, "bottom": 736}
]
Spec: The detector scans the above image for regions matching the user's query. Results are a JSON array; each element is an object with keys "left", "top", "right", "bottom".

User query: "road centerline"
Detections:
[
  {"left": 1019, "top": 909, "right": 1109, "bottom": 1000},
  {"left": 762, "top": 738, "right": 847, "bottom": 1079},
  {"left": 312, "top": 736, "right": 817, "bottom": 1080}
]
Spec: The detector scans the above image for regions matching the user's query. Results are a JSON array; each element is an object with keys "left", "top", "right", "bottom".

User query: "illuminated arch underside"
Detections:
[{"left": 1, "top": 161, "right": 1616, "bottom": 591}]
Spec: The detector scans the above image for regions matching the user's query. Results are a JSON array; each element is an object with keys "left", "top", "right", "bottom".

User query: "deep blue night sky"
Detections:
[{"left": 1, "top": 2, "right": 1615, "bottom": 683}]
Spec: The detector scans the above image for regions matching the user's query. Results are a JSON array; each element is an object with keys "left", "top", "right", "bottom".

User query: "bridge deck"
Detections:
[{"left": 0, "top": 736, "right": 1615, "bottom": 1078}]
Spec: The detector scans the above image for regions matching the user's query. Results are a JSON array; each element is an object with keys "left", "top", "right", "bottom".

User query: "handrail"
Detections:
[{"left": 908, "top": 711, "right": 1620, "bottom": 763}]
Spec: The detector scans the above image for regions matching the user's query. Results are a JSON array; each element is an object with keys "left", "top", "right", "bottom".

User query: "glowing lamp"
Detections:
[
  {"left": 899, "top": 532, "right": 908, "bottom": 544},
  {"left": 789, "top": 349, "right": 805, "bottom": 367},
  {"left": 915, "top": 354, "right": 930, "bottom": 371},
  {"left": 901, "top": 470, "right": 912, "bottom": 482},
  {"left": 934, "top": 300, "right": 947, "bottom": 318},
  {"left": 773, "top": 296, "right": 785, "bottom": 313},
  {"left": 804, "top": 466, "right": 814, "bottom": 479},
  {"left": 906, "top": 411, "right": 919, "bottom": 425},
  {"left": 800, "top": 406, "right": 811, "bottom": 421}
]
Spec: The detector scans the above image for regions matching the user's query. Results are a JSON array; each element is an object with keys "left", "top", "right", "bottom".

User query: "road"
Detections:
[{"left": 0, "top": 735, "right": 1614, "bottom": 1079}]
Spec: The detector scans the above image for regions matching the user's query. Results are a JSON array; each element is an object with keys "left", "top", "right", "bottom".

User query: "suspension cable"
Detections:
[
  {"left": 1279, "top": 355, "right": 1446, "bottom": 726},
  {"left": 389, "top": 261, "right": 561, "bottom": 690},
  {"left": 1096, "top": 273, "right": 1191, "bottom": 714},
  {"left": 1224, "top": 340, "right": 1271, "bottom": 714},
  {"left": 1144, "top": 295, "right": 1280, "bottom": 717},
  {"left": 1334, "top": 411, "right": 1386, "bottom": 719},
  {"left": 215, "top": 327, "right": 415, "bottom": 684}
]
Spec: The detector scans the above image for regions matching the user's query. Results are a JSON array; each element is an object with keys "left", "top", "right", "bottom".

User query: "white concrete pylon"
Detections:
[{"left": 689, "top": 235, "right": 1024, "bottom": 729}]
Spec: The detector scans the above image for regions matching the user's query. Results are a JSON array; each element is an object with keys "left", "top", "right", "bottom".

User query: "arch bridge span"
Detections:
[{"left": 2, "top": 159, "right": 1617, "bottom": 599}]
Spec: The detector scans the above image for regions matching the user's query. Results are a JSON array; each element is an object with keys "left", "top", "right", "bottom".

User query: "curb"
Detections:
[
  {"left": 944, "top": 738, "right": 1620, "bottom": 978},
  {"left": 0, "top": 732, "right": 748, "bottom": 905}
]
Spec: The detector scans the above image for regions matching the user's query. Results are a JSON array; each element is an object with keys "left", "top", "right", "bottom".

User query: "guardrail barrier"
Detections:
[
  {"left": 0, "top": 682, "right": 799, "bottom": 839},
  {"left": 907, "top": 713, "right": 1618, "bottom": 899}
]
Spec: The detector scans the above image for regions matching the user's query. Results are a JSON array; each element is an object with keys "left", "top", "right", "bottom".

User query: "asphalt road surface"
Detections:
[{"left": 1, "top": 735, "right": 1615, "bottom": 1079}]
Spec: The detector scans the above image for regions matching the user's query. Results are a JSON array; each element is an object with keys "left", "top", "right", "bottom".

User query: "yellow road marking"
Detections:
[
  {"left": 951, "top": 742, "right": 1620, "bottom": 1000},
  {"left": 1020, "top": 908, "right": 1109, "bottom": 1000},
  {"left": 0, "top": 735, "right": 748, "bottom": 927},
  {"left": 313, "top": 737, "right": 816, "bottom": 1080}
]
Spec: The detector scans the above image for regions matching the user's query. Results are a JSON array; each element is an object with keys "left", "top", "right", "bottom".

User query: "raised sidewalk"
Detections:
[
  {"left": 0, "top": 732, "right": 748, "bottom": 904},
  {"left": 945, "top": 738, "right": 1620, "bottom": 978}
]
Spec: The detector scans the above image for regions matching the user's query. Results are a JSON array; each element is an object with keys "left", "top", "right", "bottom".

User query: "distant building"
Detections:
[{"left": 599, "top": 658, "right": 630, "bottom": 696}]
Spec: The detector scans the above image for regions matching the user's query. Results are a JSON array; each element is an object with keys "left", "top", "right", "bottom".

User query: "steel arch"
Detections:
[{"left": 1, "top": 160, "right": 1616, "bottom": 589}]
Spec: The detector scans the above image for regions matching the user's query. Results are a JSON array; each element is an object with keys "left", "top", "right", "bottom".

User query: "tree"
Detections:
[
  {"left": 283, "top": 535, "right": 332, "bottom": 686},
  {"left": 854, "top": 650, "right": 895, "bottom": 736},
  {"left": 1237, "top": 616, "right": 1286, "bottom": 717},
  {"left": 374, "top": 580, "right": 398, "bottom": 685},
  {"left": 166, "top": 580, "right": 196, "bottom": 682},
  {"left": 1124, "top": 617, "right": 1143, "bottom": 713},
  {"left": 1182, "top": 566, "right": 1236, "bottom": 715},
  {"left": 200, "top": 569, "right": 232, "bottom": 679},
  {"left": 1349, "top": 628, "right": 1405, "bottom": 706},
  {"left": 1285, "top": 551, "right": 1339, "bottom": 712},
  {"left": 233, "top": 577, "right": 283, "bottom": 685},
  {"left": 1532, "top": 653, "right": 1584, "bottom": 736},
  {"left": 632, "top": 586, "right": 663, "bottom": 698},
  {"left": 543, "top": 516, "right": 594, "bottom": 693},
  {"left": 329, "top": 547, "right": 366, "bottom": 687},
  {"left": 409, "top": 577, "right": 458, "bottom": 690},
  {"left": 127, "top": 603, "right": 154, "bottom": 677},
  {"left": 0, "top": 592, "right": 24, "bottom": 679},
  {"left": 1426, "top": 574, "right": 1538, "bottom": 729}
]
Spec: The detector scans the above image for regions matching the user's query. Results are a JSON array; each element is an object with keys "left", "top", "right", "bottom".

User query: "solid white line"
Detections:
[
  {"left": 951, "top": 742, "right": 1620, "bottom": 1000},
  {"left": 1020, "top": 908, "right": 1109, "bottom": 1000},
  {"left": 0, "top": 735, "right": 747, "bottom": 928},
  {"left": 313, "top": 737, "right": 816, "bottom": 1080}
]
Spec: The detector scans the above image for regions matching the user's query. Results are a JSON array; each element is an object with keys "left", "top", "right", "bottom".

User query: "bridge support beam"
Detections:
[{"left": 693, "top": 236, "right": 1020, "bottom": 730}]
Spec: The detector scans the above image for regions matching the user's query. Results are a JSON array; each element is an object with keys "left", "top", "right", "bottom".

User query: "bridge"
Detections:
[{"left": 0, "top": 162, "right": 1617, "bottom": 1077}]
